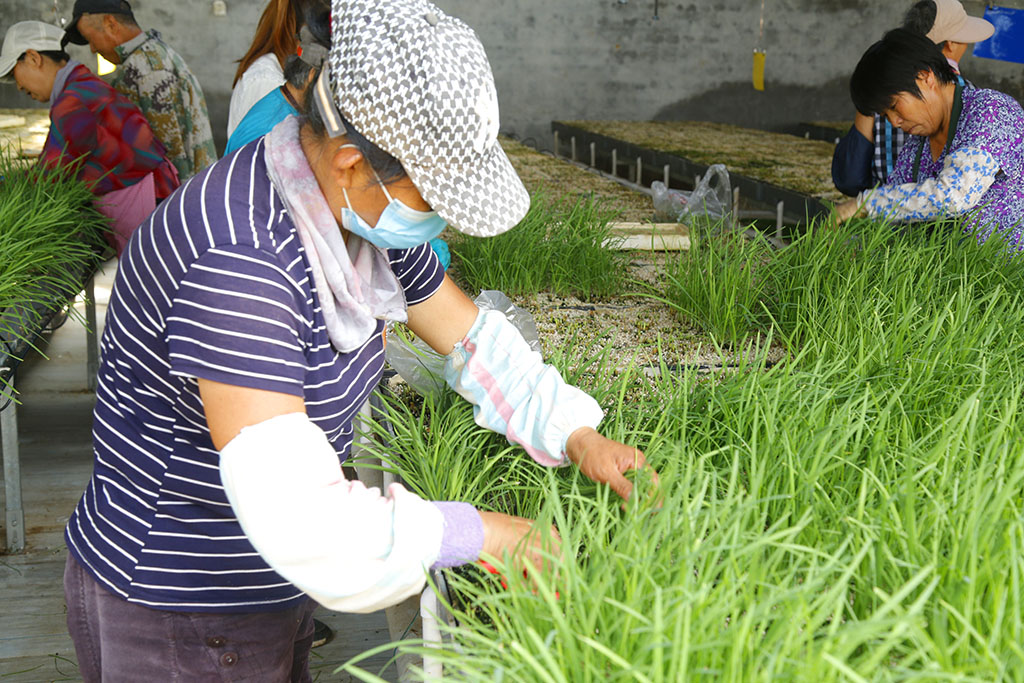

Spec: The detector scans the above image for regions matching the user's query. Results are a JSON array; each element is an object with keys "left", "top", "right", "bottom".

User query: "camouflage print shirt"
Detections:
[{"left": 113, "top": 30, "right": 217, "bottom": 181}]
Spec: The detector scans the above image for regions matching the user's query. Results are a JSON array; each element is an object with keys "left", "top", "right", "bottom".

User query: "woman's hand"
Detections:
[
  {"left": 833, "top": 198, "right": 865, "bottom": 225},
  {"left": 566, "top": 427, "right": 658, "bottom": 502},
  {"left": 479, "top": 510, "right": 560, "bottom": 574}
]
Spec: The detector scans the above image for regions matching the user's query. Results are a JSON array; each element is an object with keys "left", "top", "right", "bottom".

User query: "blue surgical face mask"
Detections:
[{"left": 339, "top": 147, "right": 446, "bottom": 249}]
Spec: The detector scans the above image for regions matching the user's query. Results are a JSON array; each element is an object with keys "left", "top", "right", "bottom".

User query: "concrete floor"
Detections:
[{"left": 0, "top": 259, "right": 403, "bottom": 682}]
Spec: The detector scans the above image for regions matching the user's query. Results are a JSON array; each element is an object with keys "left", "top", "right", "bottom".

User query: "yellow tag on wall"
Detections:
[{"left": 752, "top": 50, "right": 766, "bottom": 91}]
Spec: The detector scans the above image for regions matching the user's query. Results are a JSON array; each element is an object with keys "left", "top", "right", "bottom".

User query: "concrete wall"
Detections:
[
  {"left": 440, "top": 0, "right": 1024, "bottom": 147},
  {"left": 3, "top": 0, "right": 1023, "bottom": 154}
]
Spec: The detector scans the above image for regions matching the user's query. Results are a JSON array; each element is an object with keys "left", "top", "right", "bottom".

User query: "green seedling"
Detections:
[
  {"left": 449, "top": 190, "right": 632, "bottom": 299},
  {"left": 342, "top": 215, "right": 1024, "bottom": 681},
  {"left": 0, "top": 146, "right": 108, "bottom": 393}
]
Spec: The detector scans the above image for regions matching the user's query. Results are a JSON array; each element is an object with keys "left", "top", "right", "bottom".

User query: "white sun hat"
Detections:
[
  {"left": 0, "top": 21, "right": 64, "bottom": 83},
  {"left": 313, "top": 0, "right": 530, "bottom": 237},
  {"left": 927, "top": 0, "right": 995, "bottom": 45}
]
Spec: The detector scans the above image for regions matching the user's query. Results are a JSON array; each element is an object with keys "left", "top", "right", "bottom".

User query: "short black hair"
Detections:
[
  {"left": 109, "top": 11, "right": 140, "bottom": 29},
  {"left": 902, "top": 0, "right": 937, "bottom": 37},
  {"left": 850, "top": 28, "right": 956, "bottom": 116},
  {"left": 18, "top": 49, "right": 71, "bottom": 65}
]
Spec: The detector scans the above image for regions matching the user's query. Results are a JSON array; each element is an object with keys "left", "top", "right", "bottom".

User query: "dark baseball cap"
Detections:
[{"left": 61, "top": 0, "right": 134, "bottom": 47}]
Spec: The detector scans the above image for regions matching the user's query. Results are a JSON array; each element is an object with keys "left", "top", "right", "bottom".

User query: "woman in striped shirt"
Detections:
[{"left": 62, "top": 1, "right": 656, "bottom": 680}]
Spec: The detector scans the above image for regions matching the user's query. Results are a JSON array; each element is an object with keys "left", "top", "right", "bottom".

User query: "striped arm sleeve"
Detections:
[
  {"left": 444, "top": 309, "right": 604, "bottom": 467},
  {"left": 166, "top": 245, "right": 308, "bottom": 395},
  {"left": 861, "top": 147, "right": 1000, "bottom": 222},
  {"left": 389, "top": 242, "right": 445, "bottom": 305}
]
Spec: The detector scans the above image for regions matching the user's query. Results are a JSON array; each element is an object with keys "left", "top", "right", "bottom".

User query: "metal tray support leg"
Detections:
[
  {"left": 86, "top": 276, "right": 99, "bottom": 391},
  {"left": 2, "top": 378, "right": 24, "bottom": 553}
]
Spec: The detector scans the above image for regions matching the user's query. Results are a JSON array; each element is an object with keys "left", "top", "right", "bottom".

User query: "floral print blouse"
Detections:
[{"left": 861, "top": 87, "right": 1024, "bottom": 248}]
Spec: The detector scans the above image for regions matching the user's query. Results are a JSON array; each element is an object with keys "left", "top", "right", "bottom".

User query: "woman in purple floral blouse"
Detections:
[{"left": 835, "top": 28, "right": 1024, "bottom": 248}]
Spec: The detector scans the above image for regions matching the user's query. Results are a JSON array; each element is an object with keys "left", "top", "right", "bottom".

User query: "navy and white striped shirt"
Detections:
[{"left": 65, "top": 140, "right": 445, "bottom": 612}]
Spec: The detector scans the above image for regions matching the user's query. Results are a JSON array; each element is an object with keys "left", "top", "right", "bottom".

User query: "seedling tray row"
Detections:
[{"left": 551, "top": 121, "right": 832, "bottom": 227}]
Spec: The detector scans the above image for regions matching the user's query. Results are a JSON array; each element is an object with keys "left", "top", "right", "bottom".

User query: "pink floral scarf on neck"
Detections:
[{"left": 263, "top": 116, "right": 408, "bottom": 352}]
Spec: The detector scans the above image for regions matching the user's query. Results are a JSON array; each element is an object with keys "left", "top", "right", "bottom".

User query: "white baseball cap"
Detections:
[
  {"left": 0, "top": 21, "right": 65, "bottom": 83},
  {"left": 314, "top": 0, "right": 530, "bottom": 238}
]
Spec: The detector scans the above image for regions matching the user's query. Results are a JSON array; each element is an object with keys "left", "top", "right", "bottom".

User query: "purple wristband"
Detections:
[{"left": 430, "top": 502, "right": 484, "bottom": 569}]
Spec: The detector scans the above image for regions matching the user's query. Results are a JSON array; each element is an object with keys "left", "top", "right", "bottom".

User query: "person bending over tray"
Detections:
[
  {"left": 0, "top": 20, "right": 179, "bottom": 256},
  {"left": 228, "top": 2, "right": 452, "bottom": 271},
  {"left": 834, "top": 28, "right": 1024, "bottom": 248},
  {"left": 62, "top": 0, "right": 217, "bottom": 182},
  {"left": 831, "top": 0, "right": 994, "bottom": 198},
  {"left": 60, "top": 1, "right": 658, "bottom": 680}
]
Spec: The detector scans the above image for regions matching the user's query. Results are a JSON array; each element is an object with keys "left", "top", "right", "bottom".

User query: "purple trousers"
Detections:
[{"left": 63, "top": 553, "right": 317, "bottom": 682}]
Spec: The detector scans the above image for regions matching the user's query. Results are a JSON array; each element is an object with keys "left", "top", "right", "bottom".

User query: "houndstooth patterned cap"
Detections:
[{"left": 318, "top": 0, "right": 529, "bottom": 237}]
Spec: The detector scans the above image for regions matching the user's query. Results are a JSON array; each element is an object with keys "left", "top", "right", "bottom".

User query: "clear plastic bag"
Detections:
[
  {"left": 651, "top": 163, "right": 732, "bottom": 224},
  {"left": 385, "top": 290, "right": 541, "bottom": 398}
]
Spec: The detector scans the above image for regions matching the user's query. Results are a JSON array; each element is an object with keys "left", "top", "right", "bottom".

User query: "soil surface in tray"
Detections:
[
  {"left": 524, "top": 288, "right": 783, "bottom": 380},
  {"left": 501, "top": 136, "right": 656, "bottom": 222},
  {"left": 560, "top": 120, "right": 844, "bottom": 203},
  {"left": 431, "top": 138, "right": 782, "bottom": 379},
  {"left": 0, "top": 108, "right": 50, "bottom": 159},
  {"left": 438, "top": 252, "right": 784, "bottom": 387}
]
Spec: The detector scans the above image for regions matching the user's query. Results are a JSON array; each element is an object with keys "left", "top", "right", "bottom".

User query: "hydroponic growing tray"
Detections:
[
  {"left": 500, "top": 136, "right": 655, "bottom": 222},
  {"left": 0, "top": 147, "right": 108, "bottom": 554},
  {"left": 551, "top": 120, "right": 841, "bottom": 225},
  {"left": 793, "top": 120, "right": 852, "bottom": 143}
]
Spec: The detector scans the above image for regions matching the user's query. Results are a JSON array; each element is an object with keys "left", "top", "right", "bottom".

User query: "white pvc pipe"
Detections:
[
  {"left": 86, "top": 275, "right": 98, "bottom": 392},
  {"left": 420, "top": 586, "right": 443, "bottom": 681},
  {"left": 776, "top": 200, "right": 785, "bottom": 241},
  {"left": 351, "top": 399, "right": 383, "bottom": 490}
]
